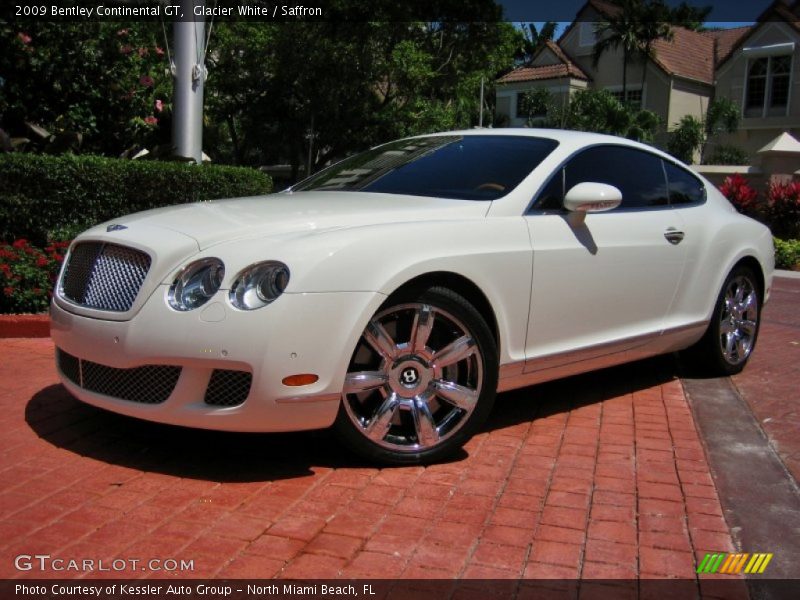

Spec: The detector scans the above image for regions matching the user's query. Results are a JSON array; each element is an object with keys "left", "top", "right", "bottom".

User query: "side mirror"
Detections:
[{"left": 563, "top": 182, "right": 622, "bottom": 226}]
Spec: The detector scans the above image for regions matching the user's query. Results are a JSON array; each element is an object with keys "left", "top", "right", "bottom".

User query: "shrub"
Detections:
[
  {"left": 667, "top": 115, "right": 704, "bottom": 164},
  {"left": 719, "top": 174, "right": 759, "bottom": 217},
  {"left": 706, "top": 144, "right": 748, "bottom": 166},
  {"left": 0, "top": 239, "right": 68, "bottom": 313},
  {"left": 774, "top": 237, "right": 800, "bottom": 270},
  {"left": 0, "top": 153, "right": 273, "bottom": 245},
  {"left": 764, "top": 181, "right": 800, "bottom": 239}
]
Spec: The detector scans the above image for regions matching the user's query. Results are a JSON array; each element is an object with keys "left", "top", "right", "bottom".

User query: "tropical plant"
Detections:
[
  {"left": 592, "top": 1, "right": 712, "bottom": 100},
  {"left": 518, "top": 89, "right": 554, "bottom": 125},
  {"left": 765, "top": 181, "right": 800, "bottom": 239},
  {"left": 667, "top": 115, "right": 704, "bottom": 163},
  {"left": 553, "top": 89, "right": 660, "bottom": 142},
  {"left": 719, "top": 174, "right": 759, "bottom": 216},
  {"left": 515, "top": 22, "right": 558, "bottom": 64},
  {"left": 706, "top": 144, "right": 748, "bottom": 166},
  {"left": 667, "top": 98, "right": 740, "bottom": 164},
  {"left": 593, "top": 0, "right": 644, "bottom": 100},
  {"left": 0, "top": 21, "right": 171, "bottom": 156}
]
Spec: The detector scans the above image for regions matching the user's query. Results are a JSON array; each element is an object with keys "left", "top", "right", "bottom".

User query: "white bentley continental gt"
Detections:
[{"left": 51, "top": 130, "right": 774, "bottom": 463}]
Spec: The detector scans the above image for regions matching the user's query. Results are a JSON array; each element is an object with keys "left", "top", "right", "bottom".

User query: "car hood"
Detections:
[{"left": 100, "top": 191, "right": 490, "bottom": 250}]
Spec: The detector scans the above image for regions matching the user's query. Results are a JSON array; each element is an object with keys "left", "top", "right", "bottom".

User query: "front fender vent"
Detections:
[{"left": 204, "top": 369, "right": 252, "bottom": 407}]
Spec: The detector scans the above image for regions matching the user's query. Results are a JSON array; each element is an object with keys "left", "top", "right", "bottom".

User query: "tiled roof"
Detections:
[
  {"left": 770, "top": 0, "right": 800, "bottom": 32},
  {"left": 715, "top": 1, "right": 800, "bottom": 69},
  {"left": 503, "top": 0, "right": 799, "bottom": 86},
  {"left": 650, "top": 27, "right": 716, "bottom": 84},
  {"left": 702, "top": 26, "right": 754, "bottom": 65},
  {"left": 497, "top": 41, "right": 590, "bottom": 84}
]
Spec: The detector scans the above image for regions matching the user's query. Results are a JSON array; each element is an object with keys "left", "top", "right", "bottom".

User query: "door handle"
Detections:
[{"left": 664, "top": 228, "right": 685, "bottom": 245}]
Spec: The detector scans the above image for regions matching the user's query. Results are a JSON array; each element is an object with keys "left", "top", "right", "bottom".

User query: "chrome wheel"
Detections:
[
  {"left": 719, "top": 274, "right": 759, "bottom": 365},
  {"left": 342, "top": 302, "right": 484, "bottom": 454}
]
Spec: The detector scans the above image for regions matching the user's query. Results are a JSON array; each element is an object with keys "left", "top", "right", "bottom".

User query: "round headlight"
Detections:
[
  {"left": 168, "top": 258, "right": 225, "bottom": 311},
  {"left": 230, "top": 261, "right": 290, "bottom": 310}
]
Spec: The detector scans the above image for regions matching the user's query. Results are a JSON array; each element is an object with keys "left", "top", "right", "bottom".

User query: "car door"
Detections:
[{"left": 523, "top": 144, "right": 688, "bottom": 373}]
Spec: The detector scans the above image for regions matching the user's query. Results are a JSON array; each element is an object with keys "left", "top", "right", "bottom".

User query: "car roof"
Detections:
[{"left": 409, "top": 128, "right": 682, "bottom": 165}]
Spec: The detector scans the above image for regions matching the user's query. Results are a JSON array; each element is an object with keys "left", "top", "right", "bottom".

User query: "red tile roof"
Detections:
[
  {"left": 497, "top": 41, "right": 590, "bottom": 84},
  {"left": 650, "top": 27, "right": 716, "bottom": 84},
  {"left": 501, "top": 0, "right": 799, "bottom": 86},
  {"left": 702, "top": 26, "right": 754, "bottom": 65}
]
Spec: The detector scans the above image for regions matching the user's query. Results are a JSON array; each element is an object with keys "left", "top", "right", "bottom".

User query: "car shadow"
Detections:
[{"left": 25, "top": 355, "right": 679, "bottom": 483}]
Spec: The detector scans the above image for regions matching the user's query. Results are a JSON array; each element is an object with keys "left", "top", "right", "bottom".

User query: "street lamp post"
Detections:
[{"left": 172, "top": 0, "right": 205, "bottom": 163}]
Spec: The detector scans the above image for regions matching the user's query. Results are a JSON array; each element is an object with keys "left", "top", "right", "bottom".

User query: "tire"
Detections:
[
  {"left": 682, "top": 265, "right": 762, "bottom": 376},
  {"left": 334, "top": 286, "right": 498, "bottom": 464}
]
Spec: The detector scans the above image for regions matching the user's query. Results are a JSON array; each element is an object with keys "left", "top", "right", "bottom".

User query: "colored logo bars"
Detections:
[{"left": 697, "top": 552, "right": 774, "bottom": 574}]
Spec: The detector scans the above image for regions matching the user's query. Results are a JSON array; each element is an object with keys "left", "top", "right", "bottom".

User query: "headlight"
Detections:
[
  {"left": 229, "top": 261, "right": 290, "bottom": 310},
  {"left": 168, "top": 258, "right": 225, "bottom": 311}
]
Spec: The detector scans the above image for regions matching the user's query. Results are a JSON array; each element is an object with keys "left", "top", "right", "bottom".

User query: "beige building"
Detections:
[
  {"left": 714, "top": 1, "right": 800, "bottom": 156},
  {"left": 496, "top": 0, "right": 800, "bottom": 161}
]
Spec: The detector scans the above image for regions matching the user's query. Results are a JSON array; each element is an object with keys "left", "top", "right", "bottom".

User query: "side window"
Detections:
[
  {"left": 563, "top": 145, "right": 669, "bottom": 209},
  {"left": 664, "top": 161, "right": 706, "bottom": 206},
  {"left": 532, "top": 145, "right": 670, "bottom": 211}
]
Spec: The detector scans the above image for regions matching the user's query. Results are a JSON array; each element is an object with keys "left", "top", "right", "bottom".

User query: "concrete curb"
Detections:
[
  {"left": 0, "top": 314, "right": 50, "bottom": 338},
  {"left": 774, "top": 269, "right": 800, "bottom": 280}
]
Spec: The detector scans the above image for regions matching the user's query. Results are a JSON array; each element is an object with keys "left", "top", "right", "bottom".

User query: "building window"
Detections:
[
  {"left": 608, "top": 88, "right": 643, "bottom": 108},
  {"left": 745, "top": 54, "right": 792, "bottom": 117}
]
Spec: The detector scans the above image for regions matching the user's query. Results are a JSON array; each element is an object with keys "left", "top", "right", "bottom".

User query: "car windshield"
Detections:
[{"left": 292, "top": 135, "right": 559, "bottom": 200}]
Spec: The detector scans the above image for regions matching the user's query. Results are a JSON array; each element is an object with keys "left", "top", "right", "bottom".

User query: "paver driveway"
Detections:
[{"left": 0, "top": 333, "right": 744, "bottom": 592}]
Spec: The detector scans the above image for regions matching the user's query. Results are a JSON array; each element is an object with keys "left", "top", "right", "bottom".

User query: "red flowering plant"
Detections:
[
  {"left": 0, "top": 239, "right": 70, "bottom": 314},
  {"left": 719, "top": 174, "right": 759, "bottom": 217},
  {"left": 764, "top": 180, "right": 800, "bottom": 239}
]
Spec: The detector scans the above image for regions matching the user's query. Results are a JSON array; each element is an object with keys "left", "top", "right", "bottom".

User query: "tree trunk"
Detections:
[
  {"left": 226, "top": 115, "right": 241, "bottom": 165},
  {"left": 622, "top": 51, "right": 628, "bottom": 101},
  {"left": 640, "top": 46, "right": 650, "bottom": 106}
]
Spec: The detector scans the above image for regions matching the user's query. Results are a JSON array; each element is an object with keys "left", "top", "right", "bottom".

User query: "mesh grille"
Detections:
[
  {"left": 56, "top": 348, "right": 80, "bottom": 385},
  {"left": 204, "top": 369, "right": 252, "bottom": 407},
  {"left": 56, "top": 348, "right": 180, "bottom": 405},
  {"left": 61, "top": 242, "right": 151, "bottom": 312}
]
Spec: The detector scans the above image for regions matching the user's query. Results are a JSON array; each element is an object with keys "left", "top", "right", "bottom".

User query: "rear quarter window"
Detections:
[{"left": 664, "top": 161, "right": 706, "bottom": 205}]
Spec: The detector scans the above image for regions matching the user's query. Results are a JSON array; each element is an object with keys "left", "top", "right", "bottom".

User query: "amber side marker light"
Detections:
[{"left": 282, "top": 374, "right": 319, "bottom": 386}]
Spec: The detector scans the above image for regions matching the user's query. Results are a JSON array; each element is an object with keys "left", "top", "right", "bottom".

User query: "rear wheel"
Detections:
[
  {"left": 334, "top": 286, "right": 498, "bottom": 464},
  {"left": 683, "top": 266, "right": 761, "bottom": 376}
]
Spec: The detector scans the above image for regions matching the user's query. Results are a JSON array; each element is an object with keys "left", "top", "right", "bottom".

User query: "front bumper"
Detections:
[{"left": 51, "top": 288, "right": 385, "bottom": 432}]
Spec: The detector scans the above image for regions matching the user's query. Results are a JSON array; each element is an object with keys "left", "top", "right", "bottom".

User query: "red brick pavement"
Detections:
[
  {"left": 0, "top": 337, "right": 741, "bottom": 585},
  {"left": 732, "top": 276, "right": 800, "bottom": 482}
]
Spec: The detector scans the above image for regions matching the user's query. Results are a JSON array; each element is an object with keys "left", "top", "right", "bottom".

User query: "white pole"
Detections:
[{"left": 172, "top": 0, "right": 205, "bottom": 163}]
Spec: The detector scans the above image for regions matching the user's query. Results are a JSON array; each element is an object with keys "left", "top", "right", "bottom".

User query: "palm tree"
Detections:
[
  {"left": 517, "top": 22, "right": 558, "bottom": 65},
  {"left": 593, "top": 1, "right": 712, "bottom": 104},
  {"left": 592, "top": 0, "right": 646, "bottom": 102},
  {"left": 637, "top": 1, "right": 711, "bottom": 93},
  {"left": 636, "top": 3, "right": 673, "bottom": 93}
]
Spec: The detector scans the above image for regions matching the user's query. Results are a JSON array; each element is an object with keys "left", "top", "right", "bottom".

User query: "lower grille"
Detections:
[
  {"left": 57, "top": 348, "right": 180, "bottom": 405},
  {"left": 204, "top": 369, "right": 252, "bottom": 407}
]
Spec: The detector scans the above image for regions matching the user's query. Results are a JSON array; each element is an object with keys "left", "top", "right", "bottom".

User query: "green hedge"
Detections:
[
  {"left": 0, "top": 153, "right": 272, "bottom": 244},
  {"left": 775, "top": 237, "right": 800, "bottom": 271}
]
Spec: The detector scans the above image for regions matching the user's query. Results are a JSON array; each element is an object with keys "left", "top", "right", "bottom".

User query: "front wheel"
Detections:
[
  {"left": 682, "top": 265, "right": 762, "bottom": 376},
  {"left": 334, "top": 286, "right": 498, "bottom": 464}
]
